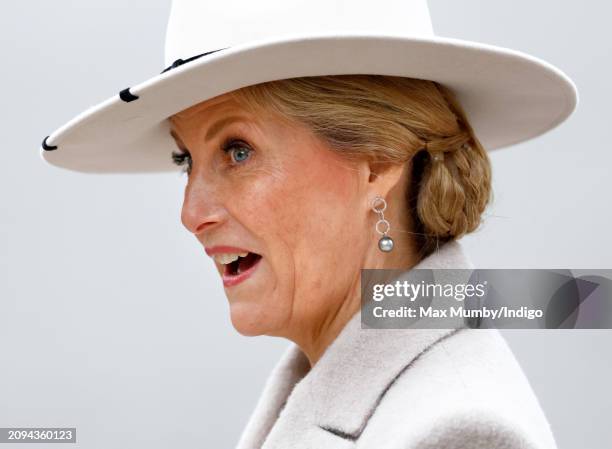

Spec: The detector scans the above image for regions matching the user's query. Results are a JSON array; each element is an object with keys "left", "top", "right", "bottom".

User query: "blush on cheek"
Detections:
[
  {"left": 307, "top": 144, "right": 360, "bottom": 199},
  {"left": 269, "top": 143, "right": 361, "bottom": 252},
  {"left": 278, "top": 148, "right": 363, "bottom": 291}
]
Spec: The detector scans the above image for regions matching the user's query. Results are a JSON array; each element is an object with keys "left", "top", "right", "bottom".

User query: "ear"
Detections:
[{"left": 362, "top": 159, "right": 409, "bottom": 202}]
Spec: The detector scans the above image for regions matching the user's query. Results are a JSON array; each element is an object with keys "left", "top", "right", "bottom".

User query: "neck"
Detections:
[{"left": 298, "top": 232, "right": 420, "bottom": 369}]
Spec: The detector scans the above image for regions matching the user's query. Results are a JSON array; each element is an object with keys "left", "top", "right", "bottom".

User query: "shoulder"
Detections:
[{"left": 357, "top": 328, "right": 558, "bottom": 449}]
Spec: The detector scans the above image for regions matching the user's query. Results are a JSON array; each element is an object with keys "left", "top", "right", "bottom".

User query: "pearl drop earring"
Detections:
[{"left": 371, "top": 195, "right": 394, "bottom": 252}]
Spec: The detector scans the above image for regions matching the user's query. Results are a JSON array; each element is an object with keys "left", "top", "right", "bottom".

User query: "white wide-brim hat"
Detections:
[{"left": 40, "top": 0, "right": 578, "bottom": 173}]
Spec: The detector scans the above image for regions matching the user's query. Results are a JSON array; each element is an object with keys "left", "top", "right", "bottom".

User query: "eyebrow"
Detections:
[
  {"left": 204, "top": 115, "right": 249, "bottom": 143},
  {"left": 169, "top": 115, "right": 249, "bottom": 149}
]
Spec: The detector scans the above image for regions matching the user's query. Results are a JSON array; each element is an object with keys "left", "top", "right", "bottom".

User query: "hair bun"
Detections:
[{"left": 416, "top": 131, "right": 491, "bottom": 241}]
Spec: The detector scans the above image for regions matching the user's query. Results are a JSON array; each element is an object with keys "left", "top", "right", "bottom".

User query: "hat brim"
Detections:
[{"left": 41, "top": 32, "right": 578, "bottom": 173}]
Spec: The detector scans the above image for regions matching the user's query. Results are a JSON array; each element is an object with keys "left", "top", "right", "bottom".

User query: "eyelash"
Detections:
[
  {"left": 171, "top": 136, "right": 253, "bottom": 174},
  {"left": 171, "top": 149, "right": 192, "bottom": 174}
]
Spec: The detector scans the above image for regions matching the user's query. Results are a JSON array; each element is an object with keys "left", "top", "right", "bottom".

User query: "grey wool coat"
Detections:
[{"left": 235, "top": 241, "right": 558, "bottom": 449}]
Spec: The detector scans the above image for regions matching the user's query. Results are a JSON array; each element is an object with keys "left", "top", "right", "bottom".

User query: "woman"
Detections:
[{"left": 40, "top": 1, "right": 578, "bottom": 448}]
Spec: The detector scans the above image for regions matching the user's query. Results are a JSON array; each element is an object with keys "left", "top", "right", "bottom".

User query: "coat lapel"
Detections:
[
  {"left": 235, "top": 342, "right": 311, "bottom": 449},
  {"left": 236, "top": 240, "right": 474, "bottom": 449}
]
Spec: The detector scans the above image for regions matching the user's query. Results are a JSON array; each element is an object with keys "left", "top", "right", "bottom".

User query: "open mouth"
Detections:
[{"left": 224, "top": 252, "right": 262, "bottom": 277}]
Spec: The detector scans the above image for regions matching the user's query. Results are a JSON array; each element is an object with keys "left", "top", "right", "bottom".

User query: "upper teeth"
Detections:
[{"left": 213, "top": 252, "right": 248, "bottom": 265}]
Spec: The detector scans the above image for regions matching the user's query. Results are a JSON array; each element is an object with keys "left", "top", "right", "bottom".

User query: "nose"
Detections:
[{"left": 180, "top": 180, "right": 223, "bottom": 235}]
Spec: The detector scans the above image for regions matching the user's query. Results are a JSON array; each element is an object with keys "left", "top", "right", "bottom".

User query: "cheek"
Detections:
[
  {"left": 257, "top": 149, "right": 365, "bottom": 285},
  {"left": 300, "top": 159, "right": 366, "bottom": 266},
  {"left": 268, "top": 153, "right": 362, "bottom": 246}
]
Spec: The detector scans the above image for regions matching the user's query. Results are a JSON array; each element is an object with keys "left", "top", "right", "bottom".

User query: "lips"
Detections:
[
  {"left": 221, "top": 252, "right": 262, "bottom": 287},
  {"left": 204, "top": 245, "right": 252, "bottom": 257}
]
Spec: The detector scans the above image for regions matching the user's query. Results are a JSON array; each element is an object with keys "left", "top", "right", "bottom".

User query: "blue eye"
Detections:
[{"left": 223, "top": 138, "right": 252, "bottom": 165}]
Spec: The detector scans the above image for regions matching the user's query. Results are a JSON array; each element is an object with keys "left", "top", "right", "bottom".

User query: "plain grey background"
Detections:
[{"left": 1, "top": 1, "right": 610, "bottom": 448}]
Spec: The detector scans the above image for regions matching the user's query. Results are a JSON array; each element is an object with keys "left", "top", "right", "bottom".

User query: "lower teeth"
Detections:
[{"left": 231, "top": 256, "right": 247, "bottom": 276}]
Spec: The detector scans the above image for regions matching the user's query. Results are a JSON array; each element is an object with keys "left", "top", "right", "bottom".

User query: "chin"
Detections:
[{"left": 228, "top": 302, "right": 274, "bottom": 336}]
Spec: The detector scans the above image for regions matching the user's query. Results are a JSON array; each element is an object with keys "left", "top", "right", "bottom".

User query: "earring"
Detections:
[{"left": 371, "top": 195, "right": 394, "bottom": 252}]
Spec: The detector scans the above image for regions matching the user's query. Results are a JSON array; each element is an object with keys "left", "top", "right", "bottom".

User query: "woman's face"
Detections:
[{"left": 169, "top": 93, "right": 389, "bottom": 337}]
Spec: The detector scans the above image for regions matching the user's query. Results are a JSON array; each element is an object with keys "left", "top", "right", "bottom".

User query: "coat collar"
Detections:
[{"left": 236, "top": 240, "right": 474, "bottom": 449}]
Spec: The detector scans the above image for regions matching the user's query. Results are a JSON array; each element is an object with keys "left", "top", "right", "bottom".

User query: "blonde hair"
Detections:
[{"left": 228, "top": 75, "right": 492, "bottom": 259}]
